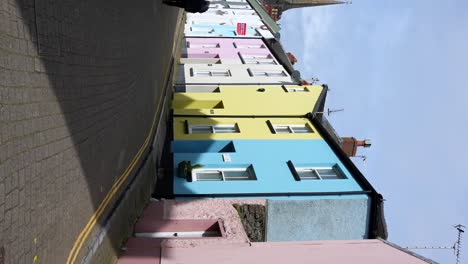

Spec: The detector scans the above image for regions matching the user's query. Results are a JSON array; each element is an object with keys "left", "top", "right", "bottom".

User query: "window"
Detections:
[
  {"left": 287, "top": 161, "right": 346, "bottom": 181},
  {"left": 191, "top": 27, "right": 215, "bottom": 33},
  {"left": 296, "top": 167, "right": 345, "bottom": 180},
  {"left": 192, "top": 69, "right": 231, "bottom": 77},
  {"left": 188, "top": 124, "right": 239, "bottom": 134},
  {"left": 240, "top": 54, "right": 277, "bottom": 65},
  {"left": 244, "top": 59, "right": 277, "bottom": 65},
  {"left": 248, "top": 69, "right": 286, "bottom": 77},
  {"left": 188, "top": 42, "right": 220, "bottom": 48},
  {"left": 228, "top": 4, "right": 251, "bottom": 9},
  {"left": 271, "top": 124, "right": 313, "bottom": 134},
  {"left": 283, "top": 86, "right": 309, "bottom": 92},
  {"left": 234, "top": 43, "right": 265, "bottom": 49},
  {"left": 193, "top": 167, "right": 256, "bottom": 181}
]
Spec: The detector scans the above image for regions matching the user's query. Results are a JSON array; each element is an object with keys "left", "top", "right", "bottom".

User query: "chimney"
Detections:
[
  {"left": 341, "top": 137, "right": 371, "bottom": 157},
  {"left": 286, "top": 52, "right": 298, "bottom": 65}
]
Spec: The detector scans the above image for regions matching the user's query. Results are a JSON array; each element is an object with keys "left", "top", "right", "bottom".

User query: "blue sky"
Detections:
[{"left": 280, "top": 1, "right": 468, "bottom": 263}]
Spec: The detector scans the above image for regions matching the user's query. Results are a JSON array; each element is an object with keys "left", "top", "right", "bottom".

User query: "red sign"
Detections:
[{"left": 237, "top": 23, "right": 247, "bottom": 35}]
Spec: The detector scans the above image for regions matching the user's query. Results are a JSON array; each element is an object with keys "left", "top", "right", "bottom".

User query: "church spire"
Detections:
[
  {"left": 278, "top": 0, "right": 348, "bottom": 10},
  {"left": 260, "top": 0, "right": 349, "bottom": 21}
]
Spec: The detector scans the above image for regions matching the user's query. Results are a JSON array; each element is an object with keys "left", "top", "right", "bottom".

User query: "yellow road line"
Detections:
[
  {"left": 66, "top": 63, "right": 173, "bottom": 264},
  {"left": 66, "top": 11, "right": 183, "bottom": 263}
]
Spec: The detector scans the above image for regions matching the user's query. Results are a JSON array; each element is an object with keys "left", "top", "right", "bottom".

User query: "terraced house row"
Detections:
[{"left": 117, "top": 1, "right": 434, "bottom": 263}]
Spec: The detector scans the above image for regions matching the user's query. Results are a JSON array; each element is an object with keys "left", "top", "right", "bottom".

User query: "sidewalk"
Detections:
[{"left": 81, "top": 9, "right": 186, "bottom": 264}]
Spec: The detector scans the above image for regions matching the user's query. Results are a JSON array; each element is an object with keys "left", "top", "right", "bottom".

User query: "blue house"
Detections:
[{"left": 170, "top": 113, "right": 387, "bottom": 242}]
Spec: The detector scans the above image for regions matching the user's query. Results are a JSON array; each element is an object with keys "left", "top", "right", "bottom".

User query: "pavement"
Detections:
[{"left": 0, "top": 1, "right": 182, "bottom": 263}]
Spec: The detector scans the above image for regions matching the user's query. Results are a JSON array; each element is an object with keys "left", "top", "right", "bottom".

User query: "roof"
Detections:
[
  {"left": 247, "top": 0, "right": 281, "bottom": 36},
  {"left": 380, "top": 239, "right": 439, "bottom": 264},
  {"left": 263, "top": 38, "right": 302, "bottom": 83}
]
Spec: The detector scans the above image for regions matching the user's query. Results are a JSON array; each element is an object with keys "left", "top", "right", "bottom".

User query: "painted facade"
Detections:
[
  {"left": 161, "top": 0, "right": 387, "bottom": 249},
  {"left": 170, "top": 83, "right": 384, "bottom": 241},
  {"left": 160, "top": 240, "right": 435, "bottom": 264},
  {"left": 208, "top": 0, "right": 252, "bottom": 10},
  {"left": 173, "top": 85, "right": 324, "bottom": 116},
  {"left": 176, "top": 64, "right": 294, "bottom": 85},
  {"left": 266, "top": 198, "right": 370, "bottom": 241},
  {"left": 177, "top": 37, "right": 295, "bottom": 85},
  {"left": 181, "top": 38, "right": 277, "bottom": 65},
  {"left": 185, "top": 2, "right": 275, "bottom": 38},
  {"left": 173, "top": 117, "right": 321, "bottom": 140},
  {"left": 172, "top": 139, "right": 365, "bottom": 195},
  {"left": 119, "top": 201, "right": 430, "bottom": 264}
]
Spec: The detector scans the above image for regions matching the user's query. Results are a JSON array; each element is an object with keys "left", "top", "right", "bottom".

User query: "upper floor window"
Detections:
[
  {"left": 188, "top": 124, "right": 239, "bottom": 134},
  {"left": 234, "top": 43, "right": 265, "bottom": 49},
  {"left": 190, "top": 27, "right": 215, "bottom": 33},
  {"left": 287, "top": 161, "right": 346, "bottom": 181},
  {"left": 296, "top": 167, "right": 345, "bottom": 180},
  {"left": 270, "top": 124, "right": 313, "bottom": 134},
  {"left": 228, "top": 4, "right": 251, "bottom": 9},
  {"left": 193, "top": 167, "right": 256, "bottom": 181},
  {"left": 192, "top": 69, "right": 231, "bottom": 77},
  {"left": 240, "top": 53, "right": 277, "bottom": 65},
  {"left": 283, "top": 86, "right": 310, "bottom": 92},
  {"left": 248, "top": 69, "right": 286, "bottom": 77},
  {"left": 188, "top": 42, "right": 220, "bottom": 48}
]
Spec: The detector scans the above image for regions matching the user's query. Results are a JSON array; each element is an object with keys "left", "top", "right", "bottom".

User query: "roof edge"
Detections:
[
  {"left": 246, "top": 0, "right": 281, "bottom": 35},
  {"left": 379, "top": 239, "right": 439, "bottom": 264},
  {"left": 312, "top": 85, "right": 328, "bottom": 114}
]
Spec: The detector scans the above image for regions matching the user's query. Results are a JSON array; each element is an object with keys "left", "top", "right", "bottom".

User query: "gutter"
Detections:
[{"left": 175, "top": 190, "right": 372, "bottom": 198}]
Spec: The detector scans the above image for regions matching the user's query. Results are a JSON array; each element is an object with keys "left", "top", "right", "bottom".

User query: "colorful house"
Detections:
[
  {"left": 176, "top": 62, "right": 295, "bottom": 85},
  {"left": 160, "top": 0, "right": 387, "bottom": 246},
  {"left": 176, "top": 38, "right": 297, "bottom": 85},
  {"left": 119, "top": 200, "right": 426, "bottom": 264},
  {"left": 184, "top": 2, "right": 275, "bottom": 38},
  {"left": 172, "top": 85, "right": 324, "bottom": 115},
  {"left": 181, "top": 38, "right": 278, "bottom": 65},
  {"left": 168, "top": 85, "right": 386, "bottom": 241}
]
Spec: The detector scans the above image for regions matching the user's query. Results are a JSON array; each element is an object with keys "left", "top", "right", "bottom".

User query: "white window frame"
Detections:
[
  {"left": 240, "top": 53, "right": 277, "bottom": 65},
  {"left": 283, "top": 87, "right": 309, "bottom": 92},
  {"left": 228, "top": 4, "right": 251, "bottom": 9},
  {"left": 295, "top": 167, "right": 346, "bottom": 180},
  {"left": 248, "top": 69, "right": 286, "bottom": 77},
  {"left": 272, "top": 124, "right": 313, "bottom": 134},
  {"left": 188, "top": 42, "right": 220, "bottom": 48},
  {"left": 188, "top": 124, "right": 239, "bottom": 134},
  {"left": 191, "top": 27, "right": 215, "bottom": 33},
  {"left": 192, "top": 167, "right": 256, "bottom": 181},
  {"left": 233, "top": 10, "right": 256, "bottom": 16},
  {"left": 209, "top": 4, "right": 223, "bottom": 8},
  {"left": 234, "top": 43, "right": 265, "bottom": 49},
  {"left": 192, "top": 69, "right": 231, "bottom": 77}
]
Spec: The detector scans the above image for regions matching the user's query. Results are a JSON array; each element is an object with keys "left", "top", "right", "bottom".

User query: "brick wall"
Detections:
[{"left": 0, "top": 0, "right": 179, "bottom": 263}]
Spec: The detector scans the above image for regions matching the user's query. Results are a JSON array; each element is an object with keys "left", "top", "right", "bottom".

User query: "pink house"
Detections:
[
  {"left": 162, "top": 240, "right": 436, "bottom": 264},
  {"left": 181, "top": 38, "right": 279, "bottom": 65},
  {"left": 117, "top": 200, "right": 435, "bottom": 264}
]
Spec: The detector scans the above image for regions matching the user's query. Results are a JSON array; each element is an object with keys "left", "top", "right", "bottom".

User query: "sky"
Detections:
[{"left": 279, "top": 1, "right": 468, "bottom": 263}]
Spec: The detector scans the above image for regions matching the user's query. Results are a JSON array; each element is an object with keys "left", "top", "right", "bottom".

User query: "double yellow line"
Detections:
[{"left": 66, "top": 67, "right": 172, "bottom": 264}]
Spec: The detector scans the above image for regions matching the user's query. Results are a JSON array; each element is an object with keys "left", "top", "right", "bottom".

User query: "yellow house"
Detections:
[
  {"left": 172, "top": 85, "right": 325, "bottom": 116},
  {"left": 173, "top": 117, "right": 323, "bottom": 140}
]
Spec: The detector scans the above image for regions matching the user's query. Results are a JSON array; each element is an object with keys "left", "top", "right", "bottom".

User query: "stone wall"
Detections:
[
  {"left": 233, "top": 204, "right": 266, "bottom": 242},
  {"left": 0, "top": 0, "right": 179, "bottom": 263}
]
